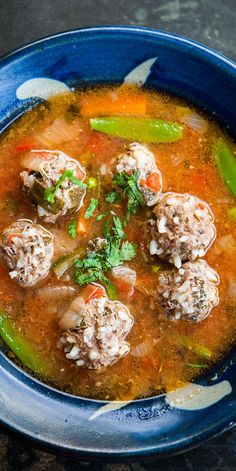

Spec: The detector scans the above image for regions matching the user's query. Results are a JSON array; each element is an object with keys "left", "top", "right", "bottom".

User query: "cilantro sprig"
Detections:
[
  {"left": 84, "top": 197, "right": 98, "bottom": 219},
  {"left": 105, "top": 191, "right": 120, "bottom": 203},
  {"left": 111, "top": 170, "right": 146, "bottom": 225},
  {"left": 68, "top": 219, "right": 77, "bottom": 239},
  {"left": 44, "top": 170, "right": 87, "bottom": 204},
  {"left": 74, "top": 215, "right": 137, "bottom": 299}
]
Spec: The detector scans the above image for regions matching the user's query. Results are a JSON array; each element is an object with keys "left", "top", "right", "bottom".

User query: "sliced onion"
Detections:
[
  {"left": 181, "top": 113, "right": 207, "bottom": 133},
  {"left": 111, "top": 266, "right": 136, "bottom": 296},
  {"left": 21, "top": 151, "right": 51, "bottom": 175},
  {"left": 51, "top": 228, "right": 80, "bottom": 257},
  {"left": 36, "top": 118, "right": 81, "bottom": 147},
  {"left": 213, "top": 234, "right": 236, "bottom": 255},
  {"left": 35, "top": 285, "right": 77, "bottom": 301},
  {"left": 132, "top": 341, "right": 152, "bottom": 358}
]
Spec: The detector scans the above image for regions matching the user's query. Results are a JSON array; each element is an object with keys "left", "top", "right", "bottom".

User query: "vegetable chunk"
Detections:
[{"left": 90, "top": 117, "right": 183, "bottom": 143}]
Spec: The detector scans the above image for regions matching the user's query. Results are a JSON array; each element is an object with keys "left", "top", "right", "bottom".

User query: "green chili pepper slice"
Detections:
[
  {"left": 178, "top": 335, "right": 212, "bottom": 359},
  {"left": 29, "top": 179, "right": 64, "bottom": 215},
  {"left": 53, "top": 247, "right": 85, "bottom": 279},
  {"left": 214, "top": 139, "right": 236, "bottom": 198},
  {"left": 0, "top": 313, "right": 50, "bottom": 375},
  {"left": 90, "top": 117, "right": 183, "bottom": 143}
]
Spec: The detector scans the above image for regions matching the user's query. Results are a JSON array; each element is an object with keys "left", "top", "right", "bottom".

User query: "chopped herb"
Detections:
[
  {"left": 68, "top": 220, "right": 77, "bottom": 239},
  {"left": 44, "top": 170, "right": 87, "bottom": 204},
  {"left": 120, "top": 241, "right": 137, "bottom": 261},
  {"left": 106, "top": 191, "right": 120, "bottom": 203},
  {"left": 112, "top": 215, "right": 125, "bottom": 239},
  {"left": 95, "top": 213, "right": 105, "bottom": 221},
  {"left": 103, "top": 220, "right": 111, "bottom": 239},
  {"left": 84, "top": 197, "right": 99, "bottom": 219},
  {"left": 74, "top": 216, "right": 137, "bottom": 298},
  {"left": 113, "top": 170, "right": 146, "bottom": 225}
]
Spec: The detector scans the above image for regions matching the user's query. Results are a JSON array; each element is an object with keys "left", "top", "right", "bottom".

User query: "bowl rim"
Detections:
[
  {"left": 0, "top": 25, "right": 236, "bottom": 459},
  {"left": 0, "top": 25, "right": 235, "bottom": 69}
]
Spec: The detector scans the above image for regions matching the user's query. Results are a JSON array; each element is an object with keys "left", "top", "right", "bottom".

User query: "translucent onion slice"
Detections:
[{"left": 181, "top": 113, "right": 207, "bottom": 133}]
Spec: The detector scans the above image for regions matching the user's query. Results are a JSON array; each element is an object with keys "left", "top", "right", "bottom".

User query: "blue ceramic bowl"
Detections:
[{"left": 0, "top": 26, "right": 236, "bottom": 459}]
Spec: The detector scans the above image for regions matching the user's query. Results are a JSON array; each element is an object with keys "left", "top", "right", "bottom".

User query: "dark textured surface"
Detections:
[{"left": 0, "top": 0, "right": 236, "bottom": 469}]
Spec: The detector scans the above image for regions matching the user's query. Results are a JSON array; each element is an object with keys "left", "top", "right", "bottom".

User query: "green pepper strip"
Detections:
[
  {"left": 53, "top": 247, "right": 85, "bottom": 279},
  {"left": 29, "top": 179, "right": 64, "bottom": 215},
  {"left": 214, "top": 139, "right": 236, "bottom": 199},
  {"left": 0, "top": 313, "right": 51, "bottom": 375},
  {"left": 179, "top": 335, "right": 212, "bottom": 359},
  {"left": 90, "top": 117, "right": 183, "bottom": 144}
]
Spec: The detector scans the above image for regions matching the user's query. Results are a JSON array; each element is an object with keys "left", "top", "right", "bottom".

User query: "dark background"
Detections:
[{"left": 0, "top": 0, "right": 236, "bottom": 469}]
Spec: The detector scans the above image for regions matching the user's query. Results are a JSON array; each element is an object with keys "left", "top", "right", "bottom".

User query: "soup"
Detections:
[{"left": 0, "top": 84, "right": 236, "bottom": 401}]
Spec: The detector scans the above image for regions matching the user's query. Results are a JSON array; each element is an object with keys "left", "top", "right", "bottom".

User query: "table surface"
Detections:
[{"left": 0, "top": 0, "right": 236, "bottom": 469}]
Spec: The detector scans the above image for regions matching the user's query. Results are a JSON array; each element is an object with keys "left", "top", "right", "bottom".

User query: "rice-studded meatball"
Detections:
[
  {"left": 0, "top": 219, "right": 54, "bottom": 287},
  {"left": 157, "top": 260, "right": 220, "bottom": 322},
  {"left": 59, "top": 289, "right": 134, "bottom": 369},
  {"left": 149, "top": 192, "right": 216, "bottom": 268},
  {"left": 116, "top": 142, "right": 162, "bottom": 206},
  {"left": 20, "top": 149, "right": 86, "bottom": 223}
]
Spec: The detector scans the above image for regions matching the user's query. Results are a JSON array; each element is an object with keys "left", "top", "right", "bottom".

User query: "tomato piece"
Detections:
[
  {"left": 16, "top": 141, "right": 36, "bottom": 152},
  {"left": 84, "top": 284, "right": 104, "bottom": 304},
  {"left": 145, "top": 172, "right": 161, "bottom": 192}
]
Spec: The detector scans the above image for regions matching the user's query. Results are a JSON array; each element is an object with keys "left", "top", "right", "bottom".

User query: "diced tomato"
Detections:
[
  {"left": 145, "top": 172, "right": 161, "bottom": 192},
  {"left": 16, "top": 141, "right": 36, "bottom": 152},
  {"left": 84, "top": 284, "right": 104, "bottom": 304},
  {"left": 198, "top": 202, "right": 205, "bottom": 210},
  {"left": 7, "top": 232, "right": 21, "bottom": 242}
]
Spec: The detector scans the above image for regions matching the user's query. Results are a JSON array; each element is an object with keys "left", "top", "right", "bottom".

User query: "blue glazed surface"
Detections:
[{"left": 0, "top": 26, "right": 236, "bottom": 459}]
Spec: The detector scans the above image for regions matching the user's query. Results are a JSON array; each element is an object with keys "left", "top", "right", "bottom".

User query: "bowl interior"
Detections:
[{"left": 0, "top": 26, "right": 236, "bottom": 458}]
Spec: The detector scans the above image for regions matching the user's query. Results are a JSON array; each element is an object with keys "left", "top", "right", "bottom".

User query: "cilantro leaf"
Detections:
[
  {"left": 100, "top": 275, "right": 117, "bottom": 300},
  {"left": 69, "top": 174, "right": 87, "bottom": 189},
  {"left": 106, "top": 191, "right": 120, "bottom": 203},
  {"left": 74, "top": 267, "right": 117, "bottom": 300},
  {"left": 73, "top": 215, "right": 136, "bottom": 299},
  {"left": 95, "top": 213, "right": 105, "bottom": 221},
  {"left": 74, "top": 268, "right": 103, "bottom": 286},
  {"left": 112, "top": 170, "right": 146, "bottom": 225},
  {"left": 112, "top": 216, "right": 125, "bottom": 239},
  {"left": 103, "top": 220, "right": 111, "bottom": 239},
  {"left": 120, "top": 241, "right": 137, "bottom": 261},
  {"left": 68, "top": 220, "right": 77, "bottom": 239},
  {"left": 44, "top": 170, "right": 87, "bottom": 204},
  {"left": 84, "top": 198, "right": 98, "bottom": 219},
  {"left": 106, "top": 240, "right": 122, "bottom": 268}
]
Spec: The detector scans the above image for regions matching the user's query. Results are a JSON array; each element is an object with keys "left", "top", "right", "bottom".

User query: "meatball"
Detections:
[
  {"left": 59, "top": 289, "right": 134, "bottom": 369},
  {"left": 20, "top": 149, "right": 86, "bottom": 223},
  {"left": 116, "top": 142, "right": 162, "bottom": 206},
  {"left": 157, "top": 260, "right": 220, "bottom": 322},
  {"left": 0, "top": 219, "right": 54, "bottom": 287},
  {"left": 148, "top": 192, "right": 216, "bottom": 268}
]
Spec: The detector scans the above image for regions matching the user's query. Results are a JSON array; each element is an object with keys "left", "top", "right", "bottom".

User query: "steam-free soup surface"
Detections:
[{"left": 0, "top": 85, "right": 236, "bottom": 400}]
